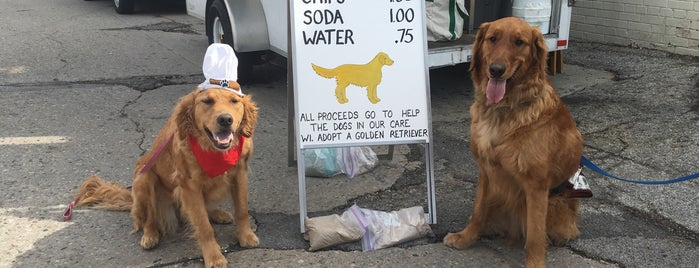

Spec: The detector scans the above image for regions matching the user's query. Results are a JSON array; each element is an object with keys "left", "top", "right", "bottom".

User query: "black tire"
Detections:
[
  {"left": 207, "top": 0, "right": 256, "bottom": 84},
  {"left": 114, "top": 0, "right": 135, "bottom": 14}
]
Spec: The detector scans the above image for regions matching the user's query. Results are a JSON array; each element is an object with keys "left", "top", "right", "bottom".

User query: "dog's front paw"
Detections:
[
  {"left": 443, "top": 232, "right": 476, "bottom": 250},
  {"left": 139, "top": 234, "right": 159, "bottom": 250},
  {"left": 203, "top": 251, "right": 227, "bottom": 268},
  {"left": 209, "top": 209, "right": 234, "bottom": 224},
  {"left": 237, "top": 231, "right": 259, "bottom": 248}
]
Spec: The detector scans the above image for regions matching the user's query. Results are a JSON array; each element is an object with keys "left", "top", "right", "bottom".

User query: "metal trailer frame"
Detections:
[{"left": 186, "top": 0, "right": 574, "bottom": 69}]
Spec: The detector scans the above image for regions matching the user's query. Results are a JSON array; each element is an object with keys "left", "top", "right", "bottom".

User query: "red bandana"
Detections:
[{"left": 188, "top": 135, "right": 244, "bottom": 178}]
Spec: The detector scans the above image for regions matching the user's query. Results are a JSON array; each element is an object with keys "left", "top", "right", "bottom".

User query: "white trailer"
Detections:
[{"left": 185, "top": 0, "right": 574, "bottom": 78}]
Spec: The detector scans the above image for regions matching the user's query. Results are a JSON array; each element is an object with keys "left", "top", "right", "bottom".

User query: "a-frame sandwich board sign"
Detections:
[{"left": 289, "top": 0, "right": 436, "bottom": 232}]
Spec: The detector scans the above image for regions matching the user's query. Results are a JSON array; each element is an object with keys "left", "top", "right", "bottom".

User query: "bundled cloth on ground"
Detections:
[{"left": 305, "top": 204, "right": 432, "bottom": 251}]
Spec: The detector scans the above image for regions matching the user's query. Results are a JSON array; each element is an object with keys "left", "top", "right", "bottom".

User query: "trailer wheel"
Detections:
[
  {"left": 207, "top": 0, "right": 255, "bottom": 83},
  {"left": 113, "top": 0, "right": 135, "bottom": 14}
]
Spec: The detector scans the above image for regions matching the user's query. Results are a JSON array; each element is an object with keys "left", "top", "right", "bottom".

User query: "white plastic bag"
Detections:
[
  {"left": 338, "top": 147, "right": 378, "bottom": 178},
  {"left": 425, "top": 0, "right": 469, "bottom": 41},
  {"left": 349, "top": 205, "right": 432, "bottom": 251},
  {"left": 304, "top": 147, "right": 378, "bottom": 178}
]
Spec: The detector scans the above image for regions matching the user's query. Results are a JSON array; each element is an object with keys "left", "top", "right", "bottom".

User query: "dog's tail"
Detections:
[
  {"left": 311, "top": 63, "right": 336, "bottom": 78},
  {"left": 75, "top": 176, "right": 132, "bottom": 211}
]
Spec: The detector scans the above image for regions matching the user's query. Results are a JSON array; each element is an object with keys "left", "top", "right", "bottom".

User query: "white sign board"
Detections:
[{"left": 291, "top": 0, "right": 431, "bottom": 149}]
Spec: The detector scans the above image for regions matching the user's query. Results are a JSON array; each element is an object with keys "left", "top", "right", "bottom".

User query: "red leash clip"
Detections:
[{"left": 62, "top": 197, "right": 79, "bottom": 221}]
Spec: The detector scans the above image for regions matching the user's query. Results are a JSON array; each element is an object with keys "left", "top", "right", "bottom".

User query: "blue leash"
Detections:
[{"left": 581, "top": 156, "right": 699, "bottom": 185}]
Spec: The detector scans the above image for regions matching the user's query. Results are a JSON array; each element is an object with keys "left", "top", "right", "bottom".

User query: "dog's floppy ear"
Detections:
[
  {"left": 239, "top": 95, "right": 258, "bottom": 138},
  {"left": 175, "top": 90, "right": 198, "bottom": 140},
  {"left": 531, "top": 26, "right": 549, "bottom": 75},
  {"left": 470, "top": 22, "right": 490, "bottom": 75}
]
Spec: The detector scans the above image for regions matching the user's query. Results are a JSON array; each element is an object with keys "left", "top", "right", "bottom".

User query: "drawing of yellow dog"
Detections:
[{"left": 312, "top": 52, "right": 394, "bottom": 104}]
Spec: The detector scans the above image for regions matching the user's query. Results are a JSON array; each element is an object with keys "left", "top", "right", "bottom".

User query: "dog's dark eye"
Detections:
[
  {"left": 202, "top": 98, "right": 214, "bottom": 105},
  {"left": 489, "top": 36, "right": 497, "bottom": 43},
  {"left": 230, "top": 98, "right": 239, "bottom": 104},
  {"left": 515, "top": 39, "right": 524, "bottom": 46}
]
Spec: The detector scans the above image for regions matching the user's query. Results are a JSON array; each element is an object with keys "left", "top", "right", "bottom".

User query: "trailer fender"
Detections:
[{"left": 206, "top": 0, "right": 269, "bottom": 52}]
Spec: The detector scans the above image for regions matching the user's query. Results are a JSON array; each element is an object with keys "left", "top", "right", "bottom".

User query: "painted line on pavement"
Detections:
[{"left": 0, "top": 136, "right": 69, "bottom": 145}]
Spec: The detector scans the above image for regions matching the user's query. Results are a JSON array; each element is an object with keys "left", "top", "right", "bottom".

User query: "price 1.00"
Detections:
[{"left": 389, "top": 8, "right": 414, "bottom": 23}]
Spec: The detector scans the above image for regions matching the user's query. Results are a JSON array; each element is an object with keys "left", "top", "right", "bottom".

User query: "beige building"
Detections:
[{"left": 570, "top": 0, "right": 699, "bottom": 56}]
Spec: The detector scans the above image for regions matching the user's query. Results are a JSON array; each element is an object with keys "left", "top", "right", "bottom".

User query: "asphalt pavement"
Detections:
[{"left": 1, "top": 1, "right": 698, "bottom": 267}]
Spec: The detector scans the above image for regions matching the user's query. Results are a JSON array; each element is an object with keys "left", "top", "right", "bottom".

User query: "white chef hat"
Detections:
[{"left": 199, "top": 43, "right": 244, "bottom": 96}]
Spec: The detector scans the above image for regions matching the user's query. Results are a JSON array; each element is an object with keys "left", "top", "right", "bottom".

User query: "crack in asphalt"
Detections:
[
  {"left": 690, "top": 73, "right": 699, "bottom": 116},
  {"left": 1, "top": 74, "right": 203, "bottom": 92},
  {"left": 567, "top": 246, "right": 625, "bottom": 268},
  {"left": 119, "top": 93, "right": 147, "bottom": 155},
  {"left": 147, "top": 255, "right": 203, "bottom": 268},
  {"left": 45, "top": 34, "right": 68, "bottom": 78},
  {"left": 85, "top": 74, "right": 204, "bottom": 92},
  {"left": 106, "top": 74, "right": 202, "bottom": 154},
  {"left": 608, "top": 69, "right": 645, "bottom": 81},
  {"left": 584, "top": 143, "right": 662, "bottom": 173},
  {"left": 600, "top": 197, "right": 699, "bottom": 244},
  {"left": 1, "top": 74, "right": 203, "bottom": 156},
  {"left": 2, "top": 74, "right": 203, "bottom": 157},
  {"left": 103, "top": 21, "right": 199, "bottom": 35},
  {"left": 105, "top": 74, "right": 203, "bottom": 154}
]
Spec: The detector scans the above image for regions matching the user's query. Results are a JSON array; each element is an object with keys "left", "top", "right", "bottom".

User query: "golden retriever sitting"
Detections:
[
  {"left": 443, "top": 17, "right": 583, "bottom": 267},
  {"left": 312, "top": 52, "right": 394, "bottom": 104},
  {"left": 75, "top": 83, "right": 258, "bottom": 268}
]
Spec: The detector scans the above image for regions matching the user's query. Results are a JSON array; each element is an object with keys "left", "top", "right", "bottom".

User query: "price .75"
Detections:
[{"left": 395, "top": 28, "right": 414, "bottom": 43}]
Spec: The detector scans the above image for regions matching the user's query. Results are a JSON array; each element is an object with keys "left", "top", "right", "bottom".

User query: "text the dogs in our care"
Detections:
[{"left": 299, "top": 109, "right": 424, "bottom": 142}]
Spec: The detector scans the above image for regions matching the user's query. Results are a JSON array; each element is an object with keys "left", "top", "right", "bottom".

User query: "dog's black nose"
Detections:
[
  {"left": 217, "top": 114, "right": 233, "bottom": 127},
  {"left": 489, "top": 63, "right": 506, "bottom": 78}
]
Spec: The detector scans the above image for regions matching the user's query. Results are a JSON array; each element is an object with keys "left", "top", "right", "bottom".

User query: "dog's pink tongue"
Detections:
[
  {"left": 486, "top": 79, "right": 506, "bottom": 103},
  {"left": 214, "top": 131, "right": 234, "bottom": 145}
]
